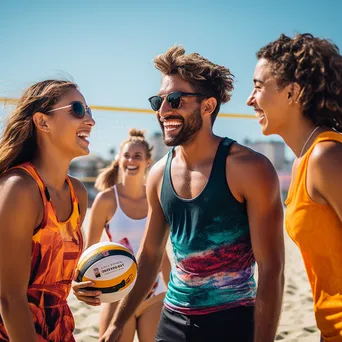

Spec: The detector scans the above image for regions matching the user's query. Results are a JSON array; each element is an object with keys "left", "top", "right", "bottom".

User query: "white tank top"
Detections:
[{"left": 105, "top": 185, "right": 166, "bottom": 298}]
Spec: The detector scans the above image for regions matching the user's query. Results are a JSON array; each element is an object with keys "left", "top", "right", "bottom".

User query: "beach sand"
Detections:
[{"left": 68, "top": 212, "right": 320, "bottom": 342}]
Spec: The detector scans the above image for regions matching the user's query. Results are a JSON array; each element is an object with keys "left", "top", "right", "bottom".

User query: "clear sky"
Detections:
[{"left": 1, "top": 0, "right": 341, "bottom": 160}]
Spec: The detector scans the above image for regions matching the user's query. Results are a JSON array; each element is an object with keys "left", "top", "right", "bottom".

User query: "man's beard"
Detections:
[{"left": 159, "top": 108, "right": 203, "bottom": 147}]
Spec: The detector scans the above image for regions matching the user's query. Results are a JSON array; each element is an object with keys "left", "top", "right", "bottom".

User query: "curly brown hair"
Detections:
[
  {"left": 154, "top": 45, "right": 234, "bottom": 124},
  {"left": 256, "top": 33, "right": 342, "bottom": 131}
]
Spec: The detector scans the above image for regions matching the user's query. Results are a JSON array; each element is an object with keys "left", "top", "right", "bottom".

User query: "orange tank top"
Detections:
[
  {"left": 0, "top": 162, "right": 83, "bottom": 341},
  {"left": 285, "top": 131, "right": 342, "bottom": 342}
]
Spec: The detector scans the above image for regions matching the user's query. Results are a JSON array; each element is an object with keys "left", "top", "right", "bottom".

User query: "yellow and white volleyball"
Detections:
[{"left": 76, "top": 241, "right": 137, "bottom": 303}]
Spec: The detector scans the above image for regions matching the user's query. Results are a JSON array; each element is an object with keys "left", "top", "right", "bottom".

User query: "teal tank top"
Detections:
[{"left": 160, "top": 138, "right": 256, "bottom": 315}]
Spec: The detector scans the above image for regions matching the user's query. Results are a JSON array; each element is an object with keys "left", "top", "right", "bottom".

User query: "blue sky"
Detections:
[{"left": 1, "top": 0, "right": 341, "bottom": 160}]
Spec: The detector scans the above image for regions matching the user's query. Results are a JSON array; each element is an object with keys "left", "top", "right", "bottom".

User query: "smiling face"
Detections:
[
  {"left": 119, "top": 142, "right": 150, "bottom": 180},
  {"left": 41, "top": 88, "right": 95, "bottom": 159},
  {"left": 156, "top": 75, "right": 204, "bottom": 146},
  {"left": 247, "top": 58, "right": 291, "bottom": 136}
]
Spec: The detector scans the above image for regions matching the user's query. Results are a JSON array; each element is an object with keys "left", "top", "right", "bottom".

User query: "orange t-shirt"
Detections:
[{"left": 285, "top": 131, "right": 342, "bottom": 342}]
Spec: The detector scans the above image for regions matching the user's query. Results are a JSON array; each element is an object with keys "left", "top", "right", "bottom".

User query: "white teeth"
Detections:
[
  {"left": 77, "top": 133, "right": 89, "bottom": 138},
  {"left": 127, "top": 166, "right": 138, "bottom": 170},
  {"left": 164, "top": 121, "right": 182, "bottom": 132},
  {"left": 165, "top": 126, "right": 179, "bottom": 132},
  {"left": 164, "top": 121, "right": 182, "bottom": 127}
]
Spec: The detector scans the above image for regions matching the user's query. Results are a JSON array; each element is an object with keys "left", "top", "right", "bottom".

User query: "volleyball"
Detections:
[{"left": 76, "top": 241, "right": 137, "bottom": 303}]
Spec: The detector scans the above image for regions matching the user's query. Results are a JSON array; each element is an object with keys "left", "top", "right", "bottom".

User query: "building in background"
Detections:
[
  {"left": 244, "top": 139, "right": 288, "bottom": 170},
  {"left": 69, "top": 154, "right": 109, "bottom": 206},
  {"left": 149, "top": 131, "right": 170, "bottom": 163}
]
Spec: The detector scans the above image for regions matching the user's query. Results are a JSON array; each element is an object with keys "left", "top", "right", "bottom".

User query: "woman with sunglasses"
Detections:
[
  {"left": 247, "top": 33, "right": 342, "bottom": 341},
  {"left": 0, "top": 79, "right": 95, "bottom": 342},
  {"left": 72, "top": 129, "right": 171, "bottom": 342}
]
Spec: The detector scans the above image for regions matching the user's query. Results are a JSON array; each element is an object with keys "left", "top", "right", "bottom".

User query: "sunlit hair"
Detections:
[
  {"left": 154, "top": 45, "right": 234, "bottom": 124},
  {"left": 95, "top": 129, "right": 153, "bottom": 191},
  {"left": 257, "top": 33, "right": 342, "bottom": 131},
  {"left": 0, "top": 80, "right": 78, "bottom": 174}
]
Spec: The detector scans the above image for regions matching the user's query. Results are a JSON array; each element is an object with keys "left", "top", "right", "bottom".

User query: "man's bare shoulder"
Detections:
[
  {"left": 227, "top": 142, "right": 278, "bottom": 183},
  {"left": 229, "top": 142, "right": 274, "bottom": 168},
  {"left": 226, "top": 142, "right": 281, "bottom": 205}
]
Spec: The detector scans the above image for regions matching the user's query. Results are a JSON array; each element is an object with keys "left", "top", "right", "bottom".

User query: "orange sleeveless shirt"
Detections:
[
  {"left": 285, "top": 131, "right": 342, "bottom": 341},
  {"left": 0, "top": 162, "right": 83, "bottom": 342}
]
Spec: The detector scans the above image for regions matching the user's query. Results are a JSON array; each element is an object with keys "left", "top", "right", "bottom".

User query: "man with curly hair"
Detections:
[
  {"left": 248, "top": 33, "right": 342, "bottom": 341},
  {"left": 100, "top": 46, "right": 285, "bottom": 342}
]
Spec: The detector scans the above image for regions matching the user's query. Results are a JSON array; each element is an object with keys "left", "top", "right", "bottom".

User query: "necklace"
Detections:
[{"left": 299, "top": 126, "right": 320, "bottom": 158}]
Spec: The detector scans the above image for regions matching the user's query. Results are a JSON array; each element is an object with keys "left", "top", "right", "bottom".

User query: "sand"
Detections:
[{"left": 68, "top": 212, "right": 320, "bottom": 342}]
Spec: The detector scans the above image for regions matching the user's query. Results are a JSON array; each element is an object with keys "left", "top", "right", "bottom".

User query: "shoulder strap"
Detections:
[
  {"left": 314, "top": 130, "right": 342, "bottom": 143},
  {"left": 8, "top": 162, "right": 48, "bottom": 234},
  {"left": 65, "top": 176, "right": 78, "bottom": 202},
  {"left": 166, "top": 147, "right": 175, "bottom": 170},
  {"left": 113, "top": 185, "right": 119, "bottom": 202},
  {"left": 207, "top": 137, "right": 236, "bottom": 189},
  {"left": 160, "top": 147, "right": 175, "bottom": 206},
  {"left": 212, "top": 137, "right": 236, "bottom": 168},
  {"left": 112, "top": 184, "right": 121, "bottom": 213},
  {"left": 221, "top": 137, "right": 236, "bottom": 152},
  {"left": 162, "top": 147, "right": 175, "bottom": 184}
]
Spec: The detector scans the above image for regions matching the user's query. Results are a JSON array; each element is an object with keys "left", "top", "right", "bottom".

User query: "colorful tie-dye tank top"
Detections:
[
  {"left": 0, "top": 162, "right": 83, "bottom": 341},
  {"left": 160, "top": 138, "right": 256, "bottom": 315}
]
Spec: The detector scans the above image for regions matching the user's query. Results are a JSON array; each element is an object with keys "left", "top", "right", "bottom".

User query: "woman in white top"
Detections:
[{"left": 77, "top": 129, "right": 170, "bottom": 342}]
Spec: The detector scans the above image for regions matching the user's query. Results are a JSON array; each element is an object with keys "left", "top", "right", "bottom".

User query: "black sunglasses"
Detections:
[
  {"left": 148, "top": 92, "right": 204, "bottom": 111},
  {"left": 47, "top": 101, "right": 92, "bottom": 119}
]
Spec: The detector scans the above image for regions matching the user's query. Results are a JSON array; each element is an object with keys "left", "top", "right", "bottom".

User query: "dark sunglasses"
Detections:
[
  {"left": 47, "top": 101, "right": 92, "bottom": 119},
  {"left": 148, "top": 92, "right": 204, "bottom": 111}
]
